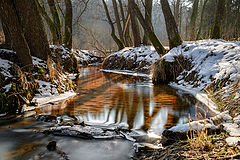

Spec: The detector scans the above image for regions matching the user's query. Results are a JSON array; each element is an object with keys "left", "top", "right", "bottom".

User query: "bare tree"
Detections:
[
  {"left": 14, "top": 0, "right": 50, "bottom": 60},
  {"left": 0, "top": 0, "right": 33, "bottom": 68},
  {"left": 102, "top": 0, "right": 125, "bottom": 50},
  {"left": 189, "top": 0, "right": 199, "bottom": 40},
  {"left": 129, "top": 0, "right": 166, "bottom": 56},
  {"left": 160, "top": 0, "right": 183, "bottom": 49},
  {"left": 211, "top": 0, "right": 226, "bottom": 39},
  {"left": 112, "top": 0, "right": 124, "bottom": 44},
  {"left": 64, "top": 0, "right": 73, "bottom": 49},
  {"left": 128, "top": 0, "right": 141, "bottom": 47},
  {"left": 143, "top": 0, "right": 153, "bottom": 45}
]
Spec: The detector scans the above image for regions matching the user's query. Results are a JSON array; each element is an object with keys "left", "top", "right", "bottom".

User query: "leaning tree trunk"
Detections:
[
  {"left": 210, "top": 0, "right": 226, "bottom": 39},
  {"left": 0, "top": 0, "right": 33, "bottom": 68},
  {"left": 64, "top": 0, "right": 73, "bottom": 49},
  {"left": 143, "top": 0, "right": 153, "bottom": 45},
  {"left": 102, "top": 0, "right": 125, "bottom": 50},
  {"left": 160, "top": 0, "right": 183, "bottom": 49},
  {"left": 189, "top": 0, "right": 199, "bottom": 40},
  {"left": 129, "top": 0, "right": 165, "bottom": 56},
  {"left": 112, "top": 0, "right": 124, "bottom": 44},
  {"left": 48, "top": 0, "right": 62, "bottom": 44},
  {"left": 128, "top": 0, "right": 141, "bottom": 47},
  {"left": 14, "top": 0, "right": 50, "bottom": 60}
]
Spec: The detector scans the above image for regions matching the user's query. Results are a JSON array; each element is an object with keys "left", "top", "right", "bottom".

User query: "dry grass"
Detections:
[
  {"left": 187, "top": 109, "right": 213, "bottom": 152},
  {"left": 151, "top": 54, "right": 191, "bottom": 84}
]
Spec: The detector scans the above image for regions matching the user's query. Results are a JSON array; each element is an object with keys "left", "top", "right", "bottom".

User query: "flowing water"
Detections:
[{"left": 0, "top": 66, "right": 213, "bottom": 160}]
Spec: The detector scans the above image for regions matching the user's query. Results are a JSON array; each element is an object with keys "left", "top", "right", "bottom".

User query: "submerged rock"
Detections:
[{"left": 47, "top": 140, "right": 57, "bottom": 151}]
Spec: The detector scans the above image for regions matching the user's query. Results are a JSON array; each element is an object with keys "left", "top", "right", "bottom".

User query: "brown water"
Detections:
[
  {"left": 0, "top": 66, "right": 213, "bottom": 160},
  {"left": 36, "top": 66, "right": 212, "bottom": 133}
]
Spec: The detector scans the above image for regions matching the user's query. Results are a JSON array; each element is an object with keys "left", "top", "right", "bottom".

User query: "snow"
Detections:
[
  {"left": 163, "top": 40, "right": 240, "bottom": 90},
  {"left": 3, "top": 84, "right": 12, "bottom": 92},
  {"left": 100, "top": 69, "right": 149, "bottom": 78},
  {"left": 112, "top": 46, "right": 160, "bottom": 64},
  {"left": 32, "top": 56, "right": 47, "bottom": 68},
  {"left": 31, "top": 91, "right": 76, "bottom": 107},
  {"left": 35, "top": 80, "right": 59, "bottom": 97},
  {"left": 169, "top": 120, "right": 216, "bottom": 133},
  {"left": 226, "top": 137, "right": 240, "bottom": 145},
  {"left": 223, "top": 123, "right": 240, "bottom": 137},
  {"left": 0, "top": 58, "right": 13, "bottom": 78}
]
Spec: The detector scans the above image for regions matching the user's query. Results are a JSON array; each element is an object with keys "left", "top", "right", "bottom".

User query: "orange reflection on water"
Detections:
[{"left": 36, "top": 67, "right": 207, "bottom": 132}]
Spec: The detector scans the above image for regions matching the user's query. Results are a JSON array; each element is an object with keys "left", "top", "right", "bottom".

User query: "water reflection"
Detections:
[{"left": 36, "top": 67, "right": 212, "bottom": 134}]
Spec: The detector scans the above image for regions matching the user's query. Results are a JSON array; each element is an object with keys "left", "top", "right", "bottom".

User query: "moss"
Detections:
[
  {"left": 148, "top": 31, "right": 166, "bottom": 56},
  {"left": 169, "top": 32, "right": 183, "bottom": 49},
  {"left": 210, "top": 25, "right": 221, "bottom": 39}
]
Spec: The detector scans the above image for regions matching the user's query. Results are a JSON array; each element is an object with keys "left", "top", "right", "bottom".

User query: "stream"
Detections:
[{"left": 0, "top": 66, "right": 213, "bottom": 160}]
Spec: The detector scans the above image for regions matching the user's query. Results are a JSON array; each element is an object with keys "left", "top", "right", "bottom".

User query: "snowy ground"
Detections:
[{"left": 102, "top": 46, "right": 160, "bottom": 73}]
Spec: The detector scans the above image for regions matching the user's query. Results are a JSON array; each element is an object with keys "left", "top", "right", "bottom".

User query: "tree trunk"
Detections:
[
  {"left": 129, "top": 0, "right": 165, "bottom": 56},
  {"left": 160, "top": 0, "right": 183, "bottom": 49},
  {"left": 189, "top": 0, "right": 199, "bottom": 40},
  {"left": 128, "top": 0, "right": 141, "bottom": 47},
  {"left": 47, "top": 0, "right": 62, "bottom": 44},
  {"left": 174, "top": 0, "right": 181, "bottom": 26},
  {"left": 0, "top": 0, "right": 33, "bottom": 68},
  {"left": 210, "top": 0, "right": 225, "bottom": 39},
  {"left": 112, "top": 0, "right": 124, "bottom": 44},
  {"left": 14, "top": 0, "right": 50, "bottom": 60},
  {"left": 35, "top": 0, "right": 58, "bottom": 44},
  {"left": 143, "top": 0, "right": 153, "bottom": 45},
  {"left": 196, "top": 0, "right": 208, "bottom": 40},
  {"left": 118, "top": 0, "right": 132, "bottom": 46},
  {"left": 64, "top": 0, "right": 73, "bottom": 49},
  {"left": 102, "top": 0, "right": 125, "bottom": 50},
  {"left": 1, "top": 21, "right": 11, "bottom": 47}
]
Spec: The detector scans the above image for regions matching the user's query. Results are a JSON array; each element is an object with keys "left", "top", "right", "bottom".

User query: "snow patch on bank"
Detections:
[
  {"left": 0, "top": 58, "right": 13, "bottom": 78},
  {"left": 163, "top": 39, "right": 240, "bottom": 90}
]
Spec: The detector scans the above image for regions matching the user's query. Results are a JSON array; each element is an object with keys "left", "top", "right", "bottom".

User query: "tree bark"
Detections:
[
  {"left": 143, "top": 0, "right": 153, "bottom": 45},
  {"left": 1, "top": 21, "right": 11, "bottom": 47},
  {"left": 189, "top": 0, "right": 199, "bottom": 40},
  {"left": 174, "top": 0, "right": 181, "bottom": 26},
  {"left": 210, "top": 0, "right": 225, "bottom": 39},
  {"left": 102, "top": 0, "right": 125, "bottom": 50},
  {"left": 129, "top": 0, "right": 165, "bottom": 56},
  {"left": 14, "top": 0, "right": 50, "bottom": 60},
  {"left": 0, "top": 0, "right": 33, "bottom": 68},
  {"left": 35, "top": 0, "right": 58, "bottom": 44},
  {"left": 160, "top": 0, "right": 183, "bottom": 49},
  {"left": 47, "top": 0, "right": 62, "bottom": 44},
  {"left": 128, "top": 0, "right": 141, "bottom": 47},
  {"left": 64, "top": 0, "right": 73, "bottom": 49},
  {"left": 196, "top": 0, "right": 208, "bottom": 40},
  {"left": 112, "top": 0, "right": 124, "bottom": 44},
  {"left": 118, "top": 0, "right": 132, "bottom": 46}
]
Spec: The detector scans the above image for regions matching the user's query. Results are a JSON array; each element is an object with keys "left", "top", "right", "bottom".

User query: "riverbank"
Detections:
[
  {"left": 0, "top": 45, "right": 103, "bottom": 115},
  {"left": 102, "top": 39, "right": 240, "bottom": 159}
]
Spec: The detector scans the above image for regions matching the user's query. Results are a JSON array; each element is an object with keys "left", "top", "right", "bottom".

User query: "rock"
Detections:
[
  {"left": 47, "top": 140, "right": 57, "bottom": 151},
  {"left": 161, "top": 130, "right": 188, "bottom": 146}
]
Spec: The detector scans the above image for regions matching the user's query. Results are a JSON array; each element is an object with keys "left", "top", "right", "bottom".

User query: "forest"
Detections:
[{"left": 0, "top": 0, "right": 239, "bottom": 159}]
